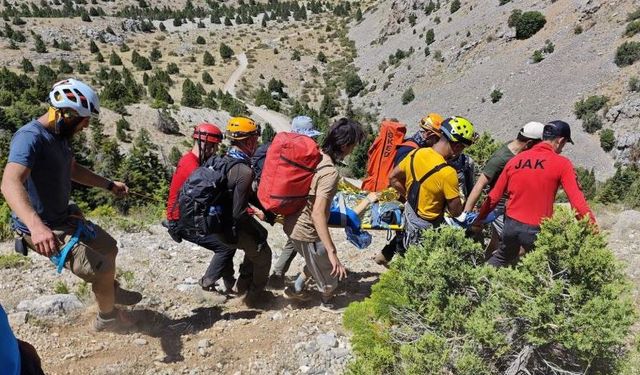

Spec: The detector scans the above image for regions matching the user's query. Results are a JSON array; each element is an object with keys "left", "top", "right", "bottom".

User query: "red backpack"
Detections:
[
  {"left": 361, "top": 120, "right": 407, "bottom": 192},
  {"left": 258, "top": 132, "right": 322, "bottom": 216}
]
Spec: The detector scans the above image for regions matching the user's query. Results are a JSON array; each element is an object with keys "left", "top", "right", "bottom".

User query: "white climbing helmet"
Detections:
[{"left": 48, "top": 78, "right": 100, "bottom": 118}]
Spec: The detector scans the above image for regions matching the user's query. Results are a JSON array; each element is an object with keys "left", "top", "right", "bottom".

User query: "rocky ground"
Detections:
[
  {"left": 0, "top": 221, "right": 389, "bottom": 375},
  {"left": 349, "top": 0, "right": 640, "bottom": 177},
  {"left": 1, "top": 206, "right": 639, "bottom": 374}
]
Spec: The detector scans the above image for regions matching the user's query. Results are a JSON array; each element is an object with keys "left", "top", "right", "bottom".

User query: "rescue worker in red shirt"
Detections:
[
  {"left": 475, "top": 120, "right": 596, "bottom": 267},
  {"left": 165, "top": 123, "right": 237, "bottom": 294}
]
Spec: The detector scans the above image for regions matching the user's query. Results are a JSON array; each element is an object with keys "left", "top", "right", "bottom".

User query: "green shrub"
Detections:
[
  {"left": 582, "top": 112, "right": 603, "bottom": 133},
  {"left": 465, "top": 132, "right": 500, "bottom": 167},
  {"left": 344, "top": 71, "right": 364, "bottom": 97},
  {"left": 576, "top": 167, "right": 597, "bottom": 201},
  {"left": 625, "top": 20, "right": 640, "bottom": 37},
  {"left": 596, "top": 165, "right": 640, "bottom": 204},
  {"left": 490, "top": 88, "right": 503, "bottom": 103},
  {"left": 1, "top": 201, "right": 14, "bottom": 241},
  {"left": 450, "top": 0, "right": 460, "bottom": 14},
  {"left": 629, "top": 76, "right": 640, "bottom": 92},
  {"left": 345, "top": 209, "right": 637, "bottom": 374},
  {"left": 196, "top": 35, "right": 206, "bottom": 44},
  {"left": 401, "top": 87, "right": 415, "bottom": 105},
  {"left": 510, "top": 10, "right": 546, "bottom": 40},
  {"left": 574, "top": 24, "right": 583, "bottom": 34},
  {"left": 615, "top": 41, "right": 640, "bottom": 67},
  {"left": 625, "top": 178, "right": 640, "bottom": 209},
  {"left": 531, "top": 49, "right": 544, "bottom": 63},
  {"left": 425, "top": 28, "right": 435, "bottom": 45},
  {"left": 499, "top": 0, "right": 511, "bottom": 5},
  {"left": 600, "top": 129, "right": 615, "bottom": 152},
  {"left": 574, "top": 95, "right": 608, "bottom": 119}
]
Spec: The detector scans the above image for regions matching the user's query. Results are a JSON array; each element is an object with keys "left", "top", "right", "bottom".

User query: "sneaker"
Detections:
[
  {"left": 114, "top": 282, "right": 142, "bottom": 306},
  {"left": 373, "top": 253, "right": 389, "bottom": 268},
  {"left": 283, "top": 286, "right": 312, "bottom": 302},
  {"left": 267, "top": 274, "right": 285, "bottom": 290},
  {"left": 318, "top": 302, "right": 345, "bottom": 314},
  {"left": 93, "top": 308, "right": 137, "bottom": 332}
]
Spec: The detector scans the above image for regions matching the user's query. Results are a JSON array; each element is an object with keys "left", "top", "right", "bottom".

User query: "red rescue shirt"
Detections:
[
  {"left": 166, "top": 152, "right": 199, "bottom": 221},
  {"left": 479, "top": 142, "right": 595, "bottom": 226}
]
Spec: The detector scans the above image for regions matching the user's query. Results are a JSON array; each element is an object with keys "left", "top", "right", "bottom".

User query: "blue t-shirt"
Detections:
[
  {"left": 0, "top": 305, "right": 21, "bottom": 375},
  {"left": 8, "top": 120, "right": 73, "bottom": 233}
]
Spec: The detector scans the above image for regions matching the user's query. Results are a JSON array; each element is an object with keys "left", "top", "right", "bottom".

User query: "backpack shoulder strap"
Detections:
[{"left": 417, "top": 162, "right": 449, "bottom": 184}]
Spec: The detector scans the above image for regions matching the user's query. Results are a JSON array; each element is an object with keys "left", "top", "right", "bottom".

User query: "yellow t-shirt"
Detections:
[{"left": 398, "top": 148, "right": 460, "bottom": 220}]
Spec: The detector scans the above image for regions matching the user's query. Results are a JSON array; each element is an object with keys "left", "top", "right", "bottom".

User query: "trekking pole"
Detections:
[{"left": 127, "top": 190, "right": 164, "bottom": 203}]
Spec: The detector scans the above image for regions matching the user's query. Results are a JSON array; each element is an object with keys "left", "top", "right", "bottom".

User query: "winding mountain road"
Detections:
[{"left": 223, "top": 52, "right": 291, "bottom": 133}]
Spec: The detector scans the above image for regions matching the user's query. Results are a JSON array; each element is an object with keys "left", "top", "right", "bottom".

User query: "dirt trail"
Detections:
[{"left": 223, "top": 28, "right": 317, "bottom": 133}]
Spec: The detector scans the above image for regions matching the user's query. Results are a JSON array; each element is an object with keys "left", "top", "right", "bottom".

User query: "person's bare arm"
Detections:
[
  {"left": 353, "top": 192, "right": 379, "bottom": 217},
  {"left": 446, "top": 197, "right": 464, "bottom": 217},
  {"left": 71, "top": 159, "right": 128, "bottom": 196},
  {"left": 1, "top": 163, "right": 58, "bottom": 256},
  {"left": 311, "top": 194, "right": 347, "bottom": 280},
  {"left": 388, "top": 166, "right": 407, "bottom": 198},
  {"left": 463, "top": 174, "right": 490, "bottom": 212}
]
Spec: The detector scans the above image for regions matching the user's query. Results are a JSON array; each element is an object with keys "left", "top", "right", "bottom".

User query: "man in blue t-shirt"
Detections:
[{"left": 1, "top": 79, "right": 141, "bottom": 333}]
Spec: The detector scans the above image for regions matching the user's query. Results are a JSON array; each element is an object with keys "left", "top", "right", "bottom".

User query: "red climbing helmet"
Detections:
[{"left": 193, "top": 123, "right": 223, "bottom": 144}]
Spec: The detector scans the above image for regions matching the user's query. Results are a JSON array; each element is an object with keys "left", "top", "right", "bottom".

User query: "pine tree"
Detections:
[
  {"left": 21, "top": 57, "right": 34, "bottom": 73},
  {"left": 203, "top": 51, "right": 215, "bottom": 66},
  {"left": 109, "top": 51, "right": 122, "bottom": 65},
  {"left": 202, "top": 71, "right": 213, "bottom": 84},
  {"left": 90, "top": 40, "right": 99, "bottom": 54},
  {"left": 219, "top": 42, "right": 234, "bottom": 59},
  {"left": 181, "top": 78, "right": 202, "bottom": 107},
  {"left": 34, "top": 35, "right": 47, "bottom": 53},
  {"left": 149, "top": 47, "right": 162, "bottom": 62}
]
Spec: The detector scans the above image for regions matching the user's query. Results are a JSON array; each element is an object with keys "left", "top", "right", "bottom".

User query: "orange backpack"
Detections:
[{"left": 361, "top": 120, "right": 407, "bottom": 192}]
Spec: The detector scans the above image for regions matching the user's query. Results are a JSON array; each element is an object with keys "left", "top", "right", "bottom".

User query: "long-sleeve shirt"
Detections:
[
  {"left": 166, "top": 152, "right": 199, "bottom": 221},
  {"left": 478, "top": 142, "right": 595, "bottom": 226}
]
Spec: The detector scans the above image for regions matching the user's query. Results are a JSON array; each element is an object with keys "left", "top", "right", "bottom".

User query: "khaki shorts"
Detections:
[{"left": 20, "top": 222, "right": 118, "bottom": 283}]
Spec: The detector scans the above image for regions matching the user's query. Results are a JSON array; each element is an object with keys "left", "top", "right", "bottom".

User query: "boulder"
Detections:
[{"left": 17, "top": 294, "right": 83, "bottom": 317}]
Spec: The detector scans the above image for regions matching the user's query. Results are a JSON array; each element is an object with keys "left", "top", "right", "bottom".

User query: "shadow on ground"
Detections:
[{"left": 130, "top": 306, "right": 228, "bottom": 362}]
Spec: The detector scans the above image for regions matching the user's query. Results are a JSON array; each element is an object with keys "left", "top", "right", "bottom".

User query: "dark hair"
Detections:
[
  {"left": 516, "top": 133, "right": 536, "bottom": 142},
  {"left": 321, "top": 117, "right": 366, "bottom": 162}
]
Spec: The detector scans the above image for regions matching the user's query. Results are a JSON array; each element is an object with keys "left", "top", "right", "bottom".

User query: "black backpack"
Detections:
[
  {"left": 178, "top": 155, "right": 242, "bottom": 235},
  {"left": 251, "top": 142, "right": 270, "bottom": 188},
  {"left": 406, "top": 150, "right": 451, "bottom": 217}
]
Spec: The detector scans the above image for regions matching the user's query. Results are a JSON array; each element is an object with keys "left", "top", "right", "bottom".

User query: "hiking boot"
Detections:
[
  {"left": 93, "top": 308, "right": 137, "bottom": 333},
  {"left": 283, "top": 286, "right": 312, "bottom": 302},
  {"left": 243, "top": 290, "right": 274, "bottom": 309},
  {"left": 373, "top": 253, "right": 389, "bottom": 268},
  {"left": 114, "top": 282, "right": 142, "bottom": 306},
  {"left": 267, "top": 274, "right": 285, "bottom": 290}
]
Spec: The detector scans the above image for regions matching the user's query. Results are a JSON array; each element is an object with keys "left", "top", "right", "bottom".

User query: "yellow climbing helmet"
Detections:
[
  {"left": 441, "top": 116, "right": 475, "bottom": 145},
  {"left": 225, "top": 116, "right": 261, "bottom": 140},
  {"left": 419, "top": 112, "right": 444, "bottom": 134}
]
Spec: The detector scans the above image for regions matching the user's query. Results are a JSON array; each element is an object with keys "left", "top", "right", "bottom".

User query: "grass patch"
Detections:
[
  {"left": 53, "top": 280, "right": 69, "bottom": 294},
  {"left": 0, "top": 253, "right": 32, "bottom": 269}
]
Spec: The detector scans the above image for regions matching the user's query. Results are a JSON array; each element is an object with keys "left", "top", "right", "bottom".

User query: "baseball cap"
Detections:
[
  {"left": 519, "top": 121, "right": 545, "bottom": 140},
  {"left": 543, "top": 120, "right": 574, "bottom": 144},
  {"left": 291, "top": 115, "right": 322, "bottom": 138}
]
